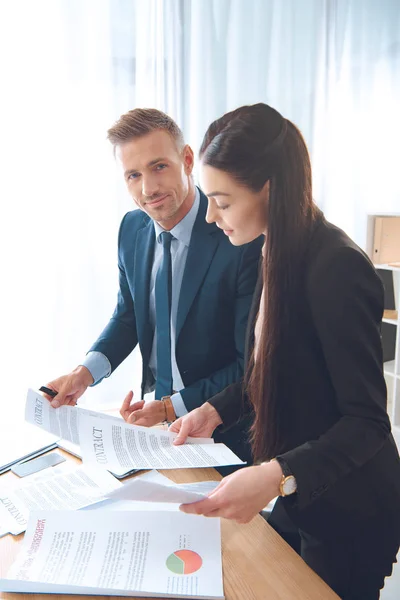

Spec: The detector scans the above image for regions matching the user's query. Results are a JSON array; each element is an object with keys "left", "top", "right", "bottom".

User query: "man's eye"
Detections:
[
  {"left": 155, "top": 164, "right": 167, "bottom": 171},
  {"left": 128, "top": 173, "right": 140, "bottom": 180},
  {"left": 218, "top": 205, "right": 229, "bottom": 210}
]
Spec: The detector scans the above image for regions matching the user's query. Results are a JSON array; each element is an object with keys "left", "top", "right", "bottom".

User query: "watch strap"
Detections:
[
  {"left": 274, "top": 456, "right": 292, "bottom": 478},
  {"left": 161, "top": 396, "right": 176, "bottom": 423}
]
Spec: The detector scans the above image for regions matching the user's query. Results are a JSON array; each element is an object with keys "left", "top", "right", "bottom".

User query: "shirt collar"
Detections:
[{"left": 154, "top": 187, "right": 200, "bottom": 247}]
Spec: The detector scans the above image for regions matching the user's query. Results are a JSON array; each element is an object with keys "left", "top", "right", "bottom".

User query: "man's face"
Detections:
[{"left": 117, "top": 130, "right": 194, "bottom": 229}]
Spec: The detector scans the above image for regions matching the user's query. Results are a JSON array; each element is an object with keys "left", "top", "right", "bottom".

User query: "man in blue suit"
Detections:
[{"left": 46, "top": 108, "right": 262, "bottom": 467}]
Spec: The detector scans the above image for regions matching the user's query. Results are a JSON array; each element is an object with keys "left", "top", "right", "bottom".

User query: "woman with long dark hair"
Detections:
[{"left": 170, "top": 103, "right": 400, "bottom": 599}]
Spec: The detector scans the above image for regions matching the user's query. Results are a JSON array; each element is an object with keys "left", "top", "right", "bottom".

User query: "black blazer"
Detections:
[{"left": 209, "top": 218, "right": 400, "bottom": 539}]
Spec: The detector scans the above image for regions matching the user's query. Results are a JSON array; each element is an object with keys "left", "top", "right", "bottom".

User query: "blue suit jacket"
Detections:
[{"left": 90, "top": 190, "right": 262, "bottom": 463}]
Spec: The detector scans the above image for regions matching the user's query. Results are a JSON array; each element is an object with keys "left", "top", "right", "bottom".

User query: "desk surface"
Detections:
[{"left": 0, "top": 451, "right": 339, "bottom": 600}]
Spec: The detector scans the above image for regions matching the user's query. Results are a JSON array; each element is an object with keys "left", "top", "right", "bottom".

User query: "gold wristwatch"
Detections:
[{"left": 271, "top": 458, "right": 297, "bottom": 496}]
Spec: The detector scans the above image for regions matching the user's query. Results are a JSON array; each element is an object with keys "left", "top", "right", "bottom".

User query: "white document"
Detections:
[
  {"left": 106, "top": 471, "right": 220, "bottom": 504},
  {"left": 0, "top": 463, "right": 122, "bottom": 536},
  {"left": 78, "top": 410, "right": 245, "bottom": 475},
  {"left": 25, "top": 388, "right": 79, "bottom": 444},
  {"left": 1, "top": 509, "right": 224, "bottom": 599},
  {"left": 82, "top": 471, "right": 181, "bottom": 514},
  {"left": 0, "top": 418, "right": 58, "bottom": 474},
  {"left": 25, "top": 389, "right": 240, "bottom": 476}
]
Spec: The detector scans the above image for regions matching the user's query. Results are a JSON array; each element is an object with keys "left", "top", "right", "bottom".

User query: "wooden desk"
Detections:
[{"left": 0, "top": 451, "right": 339, "bottom": 600}]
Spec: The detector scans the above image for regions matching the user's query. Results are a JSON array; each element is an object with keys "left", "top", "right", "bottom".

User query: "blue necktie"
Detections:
[{"left": 155, "top": 231, "right": 173, "bottom": 398}]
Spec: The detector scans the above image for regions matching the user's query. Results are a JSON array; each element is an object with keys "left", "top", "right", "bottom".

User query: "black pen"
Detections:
[{"left": 39, "top": 385, "right": 58, "bottom": 398}]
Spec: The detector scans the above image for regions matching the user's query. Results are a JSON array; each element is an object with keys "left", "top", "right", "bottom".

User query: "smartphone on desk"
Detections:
[{"left": 11, "top": 452, "right": 66, "bottom": 477}]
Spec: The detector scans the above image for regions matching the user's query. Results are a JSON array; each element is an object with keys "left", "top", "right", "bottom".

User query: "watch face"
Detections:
[{"left": 282, "top": 476, "right": 297, "bottom": 496}]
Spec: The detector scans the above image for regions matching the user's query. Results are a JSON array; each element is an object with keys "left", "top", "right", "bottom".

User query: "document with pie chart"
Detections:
[{"left": 0, "top": 508, "right": 224, "bottom": 599}]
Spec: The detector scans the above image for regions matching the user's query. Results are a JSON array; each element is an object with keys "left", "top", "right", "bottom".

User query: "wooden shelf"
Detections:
[
  {"left": 375, "top": 263, "right": 400, "bottom": 272},
  {"left": 383, "top": 309, "right": 398, "bottom": 324},
  {"left": 369, "top": 216, "right": 400, "bottom": 431}
]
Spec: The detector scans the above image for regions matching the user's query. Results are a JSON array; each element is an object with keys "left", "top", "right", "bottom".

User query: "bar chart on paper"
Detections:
[{"left": 166, "top": 550, "right": 203, "bottom": 575}]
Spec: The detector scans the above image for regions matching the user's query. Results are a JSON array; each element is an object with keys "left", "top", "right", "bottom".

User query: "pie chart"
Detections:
[{"left": 166, "top": 549, "right": 203, "bottom": 575}]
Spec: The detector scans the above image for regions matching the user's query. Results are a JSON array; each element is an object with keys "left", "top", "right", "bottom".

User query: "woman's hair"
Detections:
[{"left": 200, "top": 103, "right": 321, "bottom": 461}]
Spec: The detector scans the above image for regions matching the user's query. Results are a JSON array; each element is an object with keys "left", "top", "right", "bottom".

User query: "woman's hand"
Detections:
[
  {"left": 170, "top": 402, "right": 223, "bottom": 443},
  {"left": 179, "top": 461, "right": 283, "bottom": 524}
]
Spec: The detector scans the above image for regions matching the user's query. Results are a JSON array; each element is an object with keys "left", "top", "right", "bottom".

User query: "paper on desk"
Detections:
[
  {"left": 105, "top": 470, "right": 219, "bottom": 504},
  {"left": 56, "top": 438, "right": 82, "bottom": 458},
  {"left": 0, "top": 463, "right": 122, "bottom": 536},
  {"left": 1, "top": 509, "right": 224, "bottom": 599},
  {"left": 78, "top": 410, "right": 245, "bottom": 475}
]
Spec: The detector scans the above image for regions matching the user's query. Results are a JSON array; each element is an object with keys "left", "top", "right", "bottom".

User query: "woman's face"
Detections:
[{"left": 200, "top": 164, "right": 269, "bottom": 246}]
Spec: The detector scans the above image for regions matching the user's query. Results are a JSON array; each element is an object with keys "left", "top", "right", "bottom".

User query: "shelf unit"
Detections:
[{"left": 376, "top": 264, "right": 400, "bottom": 436}]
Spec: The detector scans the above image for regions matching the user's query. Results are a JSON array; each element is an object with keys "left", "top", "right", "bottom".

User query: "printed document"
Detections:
[
  {"left": 78, "top": 410, "right": 244, "bottom": 475},
  {"left": 106, "top": 471, "right": 219, "bottom": 504},
  {"left": 0, "top": 509, "right": 224, "bottom": 599},
  {"left": 0, "top": 463, "right": 121, "bottom": 536},
  {"left": 25, "top": 388, "right": 79, "bottom": 444},
  {"left": 82, "top": 470, "right": 183, "bottom": 514},
  {"left": 25, "top": 389, "right": 245, "bottom": 475}
]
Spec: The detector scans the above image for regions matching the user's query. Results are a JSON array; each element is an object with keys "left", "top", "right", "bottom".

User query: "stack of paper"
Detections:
[{"left": 0, "top": 463, "right": 122, "bottom": 537}]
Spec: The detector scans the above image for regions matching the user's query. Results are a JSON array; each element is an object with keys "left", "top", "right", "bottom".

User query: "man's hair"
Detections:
[{"left": 107, "top": 108, "right": 185, "bottom": 150}]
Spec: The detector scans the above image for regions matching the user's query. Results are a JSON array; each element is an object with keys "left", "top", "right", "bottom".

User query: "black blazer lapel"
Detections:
[{"left": 176, "top": 192, "right": 219, "bottom": 338}]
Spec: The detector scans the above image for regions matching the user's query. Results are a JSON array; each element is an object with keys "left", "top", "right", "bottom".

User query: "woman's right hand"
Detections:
[{"left": 170, "top": 402, "right": 223, "bottom": 444}]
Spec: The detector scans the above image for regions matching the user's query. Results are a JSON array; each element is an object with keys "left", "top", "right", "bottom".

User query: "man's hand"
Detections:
[
  {"left": 44, "top": 366, "right": 94, "bottom": 408},
  {"left": 120, "top": 392, "right": 166, "bottom": 427},
  {"left": 169, "top": 402, "right": 222, "bottom": 443},
  {"left": 179, "top": 461, "right": 283, "bottom": 524}
]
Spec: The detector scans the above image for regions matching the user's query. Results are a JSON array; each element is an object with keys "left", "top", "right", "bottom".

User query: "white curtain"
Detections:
[
  {"left": 182, "top": 0, "right": 400, "bottom": 245},
  {"left": 1, "top": 0, "right": 399, "bottom": 414},
  {"left": 0, "top": 0, "right": 132, "bottom": 412}
]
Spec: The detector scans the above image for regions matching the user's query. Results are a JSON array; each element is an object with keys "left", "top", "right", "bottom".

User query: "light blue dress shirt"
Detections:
[{"left": 80, "top": 188, "right": 201, "bottom": 418}]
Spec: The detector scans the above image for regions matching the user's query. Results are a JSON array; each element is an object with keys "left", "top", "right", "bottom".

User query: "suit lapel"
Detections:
[
  {"left": 176, "top": 192, "right": 219, "bottom": 338},
  {"left": 134, "top": 219, "right": 155, "bottom": 360}
]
